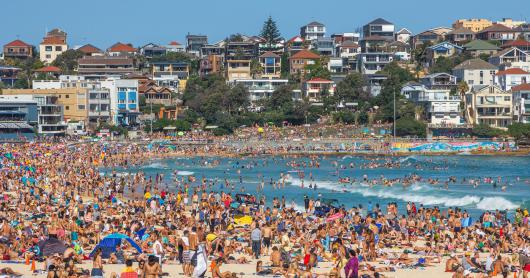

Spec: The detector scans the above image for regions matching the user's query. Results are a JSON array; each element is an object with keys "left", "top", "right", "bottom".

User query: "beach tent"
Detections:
[
  {"left": 90, "top": 233, "right": 142, "bottom": 259},
  {"left": 38, "top": 237, "right": 67, "bottom": 257}
]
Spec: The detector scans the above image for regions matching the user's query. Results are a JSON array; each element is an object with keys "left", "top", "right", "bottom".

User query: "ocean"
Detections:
[{"left": 109, "top": 155, "right": 530, "bottom": 218}]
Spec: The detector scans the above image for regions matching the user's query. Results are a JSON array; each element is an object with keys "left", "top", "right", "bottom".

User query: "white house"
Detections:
[
  {"left": 465, "top": 85, "right": 512, "bottom": 128},
  {"left": 453, "top": 58, "right": 498, "bottom": 87},
  {"left": 495, "top": 68, "right": 530, "bottom": 91}
]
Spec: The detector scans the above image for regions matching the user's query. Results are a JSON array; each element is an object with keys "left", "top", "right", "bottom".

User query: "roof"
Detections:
[
  {"left": 428, "top": 41, "right": 463, "bottom": 50},
  {"left": 463, "top": 40, "right": 500, "bottom": 51},
  {"left": 447, "top": 27, "right": 475, "bottom": 35},
  {"left": 453, "top": 58, "right": 497, "bottom": 70},
  {"left": 340, "top": 41, "right": 359, "bottom": 47},
  {"left": 511, "top": 83, "right": 530, "bottom": 91},
  {"left": 490, "top": 47, "right": 522, "bottom": 58},
  {"left": 304, "top": 21, "right": 324, "bottom": 27},
  {"left": 41, "top": 37, "right": 66, "bottom": 45},
  {"left": 367, "top": 18, "right": 393, "bottom": 25},
  {"left": 78, "top": 56, "right": 134, "bottom": 65},
  {"left": 307, "top": 77, "right": 333, "bottom": 83},
  {"left": 77, "top": 44, "right": 102, "bottom": 54},
  {"left": 169, "top": 41, "right": 181, "bottom": 46},
  {"left": 501, "top": 39, "right": 530, "bottom": 48},
  {"left": 478, "top": 24, "right": 514, "bottom": 33},
  {"left": 46, "top": 28, "right": 67, "bottom": 37},
  {"left": 396, "top": 28, "right": 412, "bottom": 35},
  {"left": 259, "top": 51, "right": 280, "bottom": 58},
  {"left": 495, "top": 68, "right": 530, "bottom": 75},
  {"left": 288, "top": 36, "right": 304, "bottom": 43},
  {"left": 108, "top": 42, "right": 136, "bottom": 52},
  {"left": 5, "top": 39, "right": 31, "bottom": 47},
  {"left": 289, "top": 49, "right": 320, "bottom": 60},
  {"left": 35, "top": 66, "right": 61, "bottom": 72}
]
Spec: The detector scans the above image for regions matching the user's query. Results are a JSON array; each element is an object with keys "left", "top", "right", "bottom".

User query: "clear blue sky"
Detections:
[{"left": 1, "top": 0, "right": 528, "bottom": 49}]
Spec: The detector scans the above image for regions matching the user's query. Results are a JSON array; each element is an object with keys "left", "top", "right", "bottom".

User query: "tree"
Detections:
[
  {"left": 304, "top": 59, "right": 331, "bottom": 80},
  {"left": 507, "top": 123, "right": 530, "bottom": 139},
  {"left": 250, "top": 58, "right": 263, "bottom": 77},
  {"left": 260, "top": 16, "right": 282, "bottom": 50},
  {"left": 396, "top": 117, "right": 426, "bottom": 137},
  {"left": 334, "top": 72, "right": 369, "bottom": 103},
  {"left": 280, "top": 52, "right": 290, "bottom": 78},
  {"left": 472, "top": 124, "right": 505, "bottom": 138},
  {"left": 52, "top": 49, "right": 84, "bottom": 74}
]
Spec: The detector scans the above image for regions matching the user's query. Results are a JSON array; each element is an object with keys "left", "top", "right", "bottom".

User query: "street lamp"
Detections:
[{"left": 393, "top": 89, "right": 396, "bottom": 140}]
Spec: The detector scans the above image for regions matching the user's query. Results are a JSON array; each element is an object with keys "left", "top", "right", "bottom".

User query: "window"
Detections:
[
  {"left": 46, "top": 54, "right": 51, "bottom": 59},
  {"left": 45, "top": 46, "right": 52, "bottom": 51},
  {"left": 65, "top": 106, "right": 69, "bottom": 110},
  {"left": 78, "top": 105, "right": 85, "bottom": 110},
  {"left": 55, "top": 46, "right": 62, "bottom": 51},
  {"left": 65, "top": 94, "right": 69, "bottom": 98},
  {"left": 8, "top": 48, "right": 13, "bottom": 53},
  {"left": 504, "top": 96, "right": 510, "bottom": 101}
]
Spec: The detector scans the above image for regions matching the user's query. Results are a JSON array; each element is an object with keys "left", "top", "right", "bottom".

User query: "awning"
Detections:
[{"left": 0, "top": 122, "right": 33, "bottom": 129}]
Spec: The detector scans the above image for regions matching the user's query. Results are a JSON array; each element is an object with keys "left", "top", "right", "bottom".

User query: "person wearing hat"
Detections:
[{"left": 445, "top": 253, "right": 459, "bottom": 272}]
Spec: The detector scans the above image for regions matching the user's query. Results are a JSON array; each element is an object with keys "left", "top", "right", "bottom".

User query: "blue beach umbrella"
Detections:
[{"left": 90, "top": 233, "right": 143, "bottom": 259}]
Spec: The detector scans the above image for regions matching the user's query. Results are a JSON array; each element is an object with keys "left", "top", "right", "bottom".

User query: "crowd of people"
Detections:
[{"left": 0, "top": 139, "right": 528, "bottom": 278}]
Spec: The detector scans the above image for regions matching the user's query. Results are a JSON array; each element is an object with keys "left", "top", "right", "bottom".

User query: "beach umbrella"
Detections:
[
  {"left": 38, "top": 237, "right": 67, "bottom": 257},
  {"left": 177, "top": 131, "right": 184, "bottom": 136},
  {"left": 257, "top": 127, "right": 264, "bottom": 133}
]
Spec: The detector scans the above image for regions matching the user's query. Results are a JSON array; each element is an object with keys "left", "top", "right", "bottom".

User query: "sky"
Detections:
[{"left": 1, "top": 0, "right": 528, "bottom": 49}]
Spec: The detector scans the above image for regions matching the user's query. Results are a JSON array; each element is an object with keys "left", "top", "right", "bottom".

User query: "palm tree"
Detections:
[
  {"left": 414, "top": 105, "right": 425, "bottom": 121},
  {"left": 457, "top": 81, "right": 469, "bottom": 97}
]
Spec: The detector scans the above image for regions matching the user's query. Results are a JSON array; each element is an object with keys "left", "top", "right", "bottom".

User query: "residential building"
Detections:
[
  {"left": 107, "top": 42, "right": 137, "bottom": 56},
  {"left": 77, "top": 44, "right": 103, "bottom": 56},
  {"left": 77, "top": 56, "right": 137, "bottom": 77},
  {"left": 3, "top": 40, "right": 33, "bottom": 59},
  {"left": 462, "top": 40, "right": 500, "bottom": 57},
  {"left": 412, "top": 30, "right": 443, "bottom": 47},
  {"left": 514, "top": 24, "right": 530, "bottom": 41},
  {"left": 452, "top": 19, "right": 492, "bottom": 33},
  {"left": 357, "top": 52, "right": 393, "bottom": 74},
  {"left": 87, "top": 85, "right": 111, "bottom": 128},
  {"left": 200, "top": 44, "right": 225, "bottom": 57},
  {"left": 140, "top": 43, "right": 167, "bottom": 58},
  {"left": 225, "top": 41, "right": 258, "bottom": 61},
  {"left": 312, "top": 37, "right": 334, "bottom": 56},
  {"left": 149, "top": 61, "right": 189, "bottom": 80},
  {"left": 489, "top": 47, "right": 530, "bottom": 71},
  {"left": 258, "top": 52, "right": 281, "bottom": 79},
  {"left": 365, "top": 74, "right": 387, "bottom": 97},
  {"left": 395, "top": 28, "right": 412, "bottom": 44},
  {"left": 337, "top": 41, "right": 360, "bottom": 59},
  {"left": 286, "top": 36, "right": 306, "bottom": 53},
  {"left": 425, "top": 42, "right": 463, "bottom": 66},
  {"left": 143, "top": 85, "right": 174, "bottom": 106},
  {"left": 328, "top": 58, "right": 345, "bottom": 73},
  {"left": 363, "top": 18, "right": 395, "bottom": 41},
  {"left": 165, "top": 41, "right": 185, "bottom": 53},
  {"left": 495, "top": 68, "right": 530, "bottom": 91},
  {"left": 186, "top": 34, "right": 208, "bottom": 56},
  {"left": 360, "top": 36, "right": 391, "bottom": 53},
  {"left": 39, "top": 28, "right": 68, "bottom": 64},
  {"left": 496, "top": 18, "right": 526, "bottom": 29},
  {"left": 453, "top": 58, "right": 498, "bottom": 87},
  {"left": 420, "top": 73, "right": 457, "bottom": 90},
  {"left": 511, "top": 83, "right": 530, "bottom": 123},
  {"left": 101, "top": 79, "right": 139, "bottom": 126},
  {"left": 226, "top": 60, "right": 251, "bottom": 82},
  {"left": 2, "top": 88, "right": 88, "bottom": 122},
  {"left": 401, "top": 82, "right": 462, "bottom": 125},
  {"left": 501, "top": 39, "right": 530, "bottom": 52},
  {"left": 288, "top": 50, "right": 320, "bottom": 78},
  {"left": 34, "top": 65, "right": 61, "bottom": 79},
  {"left": 476, "top": 24, "right": 517, "bottom": 43},
  {"left": 331, "top": 33, "right": 360, "bottom": 44},
  {"left": 465, "top": 85, "right": 512, "bottom": 128},
  {"left": 0, "top": 95, "right": 37, "bottom": 139},
  {"left": 303, "top": 78, "right": 335, "bottom": 102},
  {"left": 33, "top": 95, "right": 68, "bottom": 135},
  {"left": 300, "top": 22, "right": 326, "bottom": 41},
  {"left": 234, "top": 79, "right": 288, "bottom": 102},
  {"left": 446, "top": 28, "right": 475, "bottom": 43},
  {"left": 0, "top": 66, "right": 21, "bottom": 87},
  {"left": 199, "top": 54, "right": 224, "bottom": 76}
]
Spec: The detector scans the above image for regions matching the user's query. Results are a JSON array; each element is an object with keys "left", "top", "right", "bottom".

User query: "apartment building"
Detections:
[{"left": 465, "top": 85, "right": 513, "bottom": 128}]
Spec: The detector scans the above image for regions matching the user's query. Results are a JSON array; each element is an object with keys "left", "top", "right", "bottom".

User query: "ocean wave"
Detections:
[
  {"left": 142, "top": 162, "right": 169, "bottom": 170},
  {"left": 176, "top": 170, "right": 195, "bottom": 176},
  {"left": 285, "top": 177, "right": 518, "bottom": 210}
]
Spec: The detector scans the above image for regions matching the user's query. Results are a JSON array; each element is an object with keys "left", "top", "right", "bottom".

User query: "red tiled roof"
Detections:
[
  {"left": 5, "top": 39, "right": 31, "bottom": 47},
  {"left": 78, "top": 44, "right": 102, "bottom": 54},
  {"left": 108, "top": 42, "right": 136, "bottom": 52},
  {"left": 496, "top": 68, "right": 530, "bottom": 75},
  {"left": 41, "top": 37, "right": 66, "bottom": 45},
  {"left": 35, "top": 66, "right": 61, "bottom": 72},
  {"left": 290, "top": 50, "right": 320, "bottom": 60},
  {"left": 501, "top": 39, "right": 530, "bottom": 48},
  {"left": 169, "top": 41, "right": 181, "bottom": 45},
  {"left": 307, "top": 77, "right": 332, "bottom": 83},
  {"left": 511, "top": 83, "right": 530, "bottom": 91}
]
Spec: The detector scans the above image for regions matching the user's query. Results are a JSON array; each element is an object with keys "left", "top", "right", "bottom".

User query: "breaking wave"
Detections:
[{"left": 285, "top": 177, "right": 518, "bottom": 211}]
